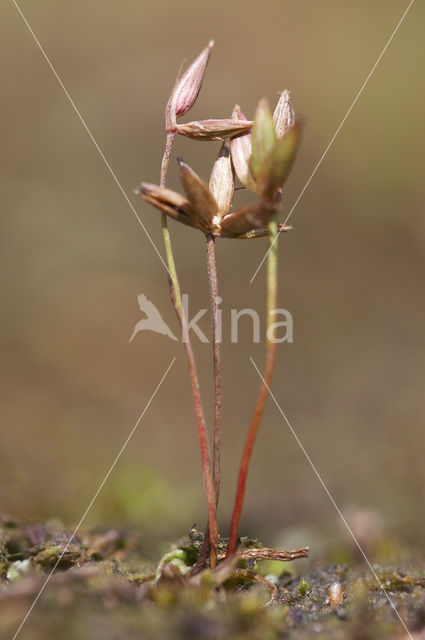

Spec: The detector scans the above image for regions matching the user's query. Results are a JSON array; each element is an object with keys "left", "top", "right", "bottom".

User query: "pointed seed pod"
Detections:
[
  {"left": 230, "top": 105, "right": 256, "bottom": 190},
  {"left": 250, "top": 99, "right": 277, "bottom": 181},
  {"left": 209, "top": 142, "right": 234, "bottom": 218},
  {"left": 178, "top": 157, "right": 217, "bottom": 228},
  {"left": 273, "top": 90, "right": 295, "bottom": 139},
  {"left": 136, "top": 182, "right": 202, "bottom": 230},
  {"left": 176, "top": 118, "right": 252, "bottom": 141},
  {"left": 165, "top": 40, "right": 214, "bottom": 131},
  {"left": 256, "top": 122, "right": 302, "bottom": 201},
  {"left": 136, "top": 182, "right": 192, "bottom": 212}
]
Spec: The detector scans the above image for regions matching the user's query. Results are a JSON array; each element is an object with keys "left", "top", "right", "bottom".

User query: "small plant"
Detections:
[
  {"left": 298, "top": 578, "right": 313, "bottom": 598},
  {"left": 135, "top": 41, "right": 303, "bottom": 571}
]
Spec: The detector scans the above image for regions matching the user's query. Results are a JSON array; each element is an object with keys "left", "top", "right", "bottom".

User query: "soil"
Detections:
[{"left": 1, "top": 516, "right": 424, "bottom": 640}]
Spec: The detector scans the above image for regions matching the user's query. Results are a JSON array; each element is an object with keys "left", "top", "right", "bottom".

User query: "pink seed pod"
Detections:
[{"left": 166, "top": 41, "right": 214, "bottom": 131}]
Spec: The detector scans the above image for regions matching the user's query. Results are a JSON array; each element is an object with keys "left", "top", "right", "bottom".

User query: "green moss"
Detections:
[
  {"left": 1, "top": 520, "right": 424, "bottom": 640},
  {"left": 298, "top": 577, "right": 313, "bottom": 597}
]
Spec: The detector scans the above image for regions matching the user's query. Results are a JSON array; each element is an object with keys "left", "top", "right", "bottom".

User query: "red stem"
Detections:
[
  {"left": 226, "top": 343, "right": 276, "bottom": 556},
  {"left": 226, "top": 217, "right": 278, "bottom": 556}
]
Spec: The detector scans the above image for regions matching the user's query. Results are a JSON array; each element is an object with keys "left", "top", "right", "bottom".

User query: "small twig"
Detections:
[{"left": 218, "top": 546, "right": 309, "bottom": 563}]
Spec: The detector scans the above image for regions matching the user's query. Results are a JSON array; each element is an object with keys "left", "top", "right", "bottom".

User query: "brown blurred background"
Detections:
[{"left": 1, "top": 1, "right": 424, "bottom": 559}]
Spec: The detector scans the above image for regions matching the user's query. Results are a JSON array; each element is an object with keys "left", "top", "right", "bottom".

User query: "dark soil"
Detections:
[{"left": 1, "top": 516, "right": 424, "bottom": 640}]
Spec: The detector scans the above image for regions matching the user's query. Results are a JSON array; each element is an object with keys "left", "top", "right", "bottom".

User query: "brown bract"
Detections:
[
  {"left": 176, "top": 119, "right": 252, "bottom": 141},
  {"left": 136, "top": 157, "right": 290, "bottom": 239}
]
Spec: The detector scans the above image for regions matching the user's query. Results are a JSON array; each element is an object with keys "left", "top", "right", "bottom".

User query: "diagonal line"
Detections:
[
  {"left": 11, "top": 357, "right": 176, "bottom": 640},
  {"left": 250, "top": 0, "right": 415, "bottom": 284},
  {"left": 11, "top": 0, "right": 170, "bottom": 277},
  {"left": 250, "top": 356, "right": 414, "bottom": 640}
]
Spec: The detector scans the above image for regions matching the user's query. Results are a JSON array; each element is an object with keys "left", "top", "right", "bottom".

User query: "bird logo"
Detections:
[{"left": 129, "top": 294, "right": 178, "bottom": 342}]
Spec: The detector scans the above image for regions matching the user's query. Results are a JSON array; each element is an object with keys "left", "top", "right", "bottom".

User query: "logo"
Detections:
[
  {"left": 129, "top": 294, "right": 178, "bottom": 342},
  {"left": 130, "top": 293, "right": 293, "bottom": 344}
]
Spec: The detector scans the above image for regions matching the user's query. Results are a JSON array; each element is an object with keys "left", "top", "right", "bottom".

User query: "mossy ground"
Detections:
[{"left": 1, "top": 516, "right": 424, "bottom": 640}]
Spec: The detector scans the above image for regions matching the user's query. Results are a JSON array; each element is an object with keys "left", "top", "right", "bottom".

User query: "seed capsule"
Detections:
[
  {"left": 256, "top": 122, "right": 302, "bottom": 201},
  {"left": 209, "top": 142, "right": 234, "bottom": 218},
  {"left": 178, "top": 158, "right": 217, "bottom": 225},
  {"left": 165, "top": 40, "right": 214, "bottom": 131},
  {"left": 136, "top": 182, "right": 203, "bottom": 230}
]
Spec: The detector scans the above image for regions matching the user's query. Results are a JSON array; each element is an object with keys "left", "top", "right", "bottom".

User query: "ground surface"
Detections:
[{"left": 1, "top": 517, "right": 424, "bottom": 640}]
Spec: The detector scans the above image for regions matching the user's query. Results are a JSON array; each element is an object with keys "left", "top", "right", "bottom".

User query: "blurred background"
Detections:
[{"left": 1, "top": 0, "right": 424, "bottom": 561}]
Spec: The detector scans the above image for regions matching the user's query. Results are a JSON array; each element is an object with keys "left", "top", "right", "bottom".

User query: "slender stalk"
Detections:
[
  {"left": 159, "top": 133, "right": 218, "bottom": 567},
  {"left": 206, "top": 235, "right": 222, "bottom": 502},
  {"left": 192, "top": 236, "right": 221, "bottom": 574},
  {"left": 160, "top": 132, "right": 175, "bottom": 189},
  {"left": 226, "top": 215, "right": 278, "bottom": 557},
  {"left": 160, "top": 133, "right": 182, "bottom": 314}
]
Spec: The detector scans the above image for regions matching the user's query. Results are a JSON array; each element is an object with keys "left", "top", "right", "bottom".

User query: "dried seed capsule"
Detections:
[
  {"left": 178, "top": 157, "right": 217, "bottom": 227},
  {"left": 273, "top": 90, "right": 295, "bottom": 139},
  {"left": 209, "top": 142, "right": 234, "bottom": 218},
  {"left": 136, "top": 182, "right": 202, "bottom": 230},
  {"left": 176, "top": 118, "right": 253, "bottom": 141},
  {"left": 165, "top": 41, "right": 214, "bottom": 131}
]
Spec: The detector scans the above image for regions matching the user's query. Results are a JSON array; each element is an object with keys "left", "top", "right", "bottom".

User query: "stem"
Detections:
[
  {"left": 226, "top": 215, "right": 278, "bottom": 557},
  {"left": 159, "top": 133, "right": 218, "bottom": 567},
  {"left": 206, "top": 235, "right": 222, "bottom": 503},
  {"left": 193, "top": 236, "right": 221, "bottom": 574}
]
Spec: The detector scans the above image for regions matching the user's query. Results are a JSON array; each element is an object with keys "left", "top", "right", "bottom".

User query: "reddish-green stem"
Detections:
[
  {"left": 226, "top": 216, "right": 278, "bottom": 556},
  {"left": 159, "top": 133, "right": 218, "bottom": 567}
]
